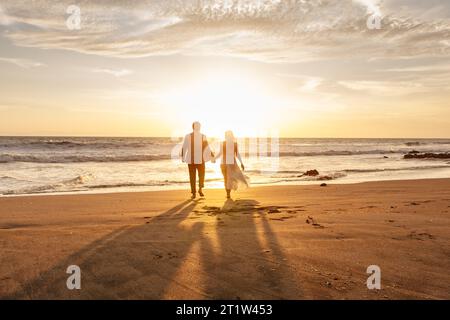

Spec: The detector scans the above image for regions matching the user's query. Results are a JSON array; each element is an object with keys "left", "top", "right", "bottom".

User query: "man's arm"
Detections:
[
  {"left": 212, "top": 147, "right": 221, "bottom": 161},
  {"left": 203, "top": 135, "right": 215, "bottom": 158},
  {"left": 181, "top": 135, "right": 189, "bottom": 163}
]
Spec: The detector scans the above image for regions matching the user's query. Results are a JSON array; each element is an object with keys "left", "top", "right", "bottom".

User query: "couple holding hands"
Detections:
[{"left": 181, "top": 121, "right": 249, "bottom": 199}]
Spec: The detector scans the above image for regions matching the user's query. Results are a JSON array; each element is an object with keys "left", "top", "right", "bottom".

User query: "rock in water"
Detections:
[
  {"left": 303, "top": 169, "right": 320, "bottom": 176},
  {"left": 404, "top": 152, "right": 450, "bottom": 159}
]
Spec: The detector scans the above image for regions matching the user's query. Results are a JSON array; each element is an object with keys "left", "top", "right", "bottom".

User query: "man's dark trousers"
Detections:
[{"left": 188, "top": 163, "right": 205, "bottom": 194}]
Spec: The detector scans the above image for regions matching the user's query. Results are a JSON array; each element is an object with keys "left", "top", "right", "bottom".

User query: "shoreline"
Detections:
[
  {"left": 2, "top": 175, "right": 450, "bottom": 198},
  {"left": 1, "top": 178, "right": 449, "bottom": 299}
]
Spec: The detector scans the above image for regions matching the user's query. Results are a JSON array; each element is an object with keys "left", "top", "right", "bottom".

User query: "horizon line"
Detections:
[{"left": 1, "top": 135, "right": 450, "bottom": 140}]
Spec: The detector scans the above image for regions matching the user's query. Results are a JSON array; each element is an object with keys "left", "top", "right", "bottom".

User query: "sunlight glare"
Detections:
[{"left": 160, "top": 73, "right": 277, "bottom": 137}]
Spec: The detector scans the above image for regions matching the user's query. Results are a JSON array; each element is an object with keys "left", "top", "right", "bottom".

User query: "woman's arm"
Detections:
[
  {"left": 212, "top": 143, "right": 222, "bottom": 161},
  {"left": 236, "top": 144, "right": 245, "bottom": 170}
]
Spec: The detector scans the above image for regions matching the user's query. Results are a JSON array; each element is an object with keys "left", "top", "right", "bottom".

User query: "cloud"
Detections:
[
  {"left": 381, "top": 63, "right": 450, "bottom": 73},
  {"left": 353, "top": 0, "right": 382, "bottom": 16},
  {"left": 338, "top": 80, "right": 429, "bottom": 96},
  {"left": 0, "top": 4, "right": 13, "bottom": 25},
  {"left": 0, "top": 57, "right": 45, "bottom": 68},
  {"left": 92, "top": 68, "right": 133, "bottom": 77},
  {"left": 0, "top": 1, "right": 449, "bottom": 62},
  {"left": 279, "top": 74, "right": 323, "bottom": 92},
  {"left": 299, "top": 78, "right": 322, "bottom": 92}
]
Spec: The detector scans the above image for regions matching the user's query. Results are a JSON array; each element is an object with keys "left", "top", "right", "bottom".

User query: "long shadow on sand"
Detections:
[{"left": 9, "top": 198, "right": 302, "bottom": 299}]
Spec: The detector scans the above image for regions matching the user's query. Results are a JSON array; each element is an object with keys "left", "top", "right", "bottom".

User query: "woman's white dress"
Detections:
[{"left": 216, "top": 141, "right": 250, "bottom": 191}]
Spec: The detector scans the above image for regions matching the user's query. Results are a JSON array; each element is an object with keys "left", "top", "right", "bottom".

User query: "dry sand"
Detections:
[{"left": 0, "top": 179, "right": 449, "bottom": 299}]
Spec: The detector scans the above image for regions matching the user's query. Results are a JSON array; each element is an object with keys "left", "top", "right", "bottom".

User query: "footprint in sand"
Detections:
[
  {"left": 335, "top": 233, "right": 346, "bottom": 240},
  {"left": 306, "top": 216, "right": 325, "bottom": 228},
  {"left": 269, "top": 215, "right": 294, "bottom": 221},
  {"left": 257, "top": 206, "right": 286, "bottom": 213},
  {"left": 202, "top": 206, "right": 221, "bottom": 211},
  {"left": 407, "top": 231, "right": 435, "bottom": 240},
  {"left": 359, "top": 205, "right": 377, "bottom": 209},
  {"left": 0, "top": 223, "right": 36, "bottom": 229},
  {"left": 194, "top": 204, "right": 304, "bottom": 221},
  {"left": 201, "top": 206, "right": 222, "bottom": 215}
]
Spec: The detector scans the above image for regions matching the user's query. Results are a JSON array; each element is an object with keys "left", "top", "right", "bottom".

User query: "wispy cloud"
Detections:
[
  {"left": 299, "top": 78, "right": 322, "bottom": 92},
  {"left": 353, "top": 0, "right": 382, "bottom": 16},
  {"left": 0, "top": 1, "right": 448, "bottom": 62},
  {"left": 338, "top": 80, "right": 426, "bottom": 96},
  {"left": 279, "top": 74, "right": 323, "bottom": 92},
  {"left": 380, "top": 63, "right": 450, "bottom": 73},
  {"left": 0, "top": 57, "right": 45, "bottom": 68},
  {"left": 92, "top": 68, "right": 133, "bottom": 77},
  {"left": 0, "top": 4, "right": 13, "bottom": 25}
]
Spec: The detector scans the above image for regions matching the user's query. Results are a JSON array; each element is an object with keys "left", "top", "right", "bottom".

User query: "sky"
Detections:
[{"left": 0, "top": 0, "right": 449, "bottom": 138}]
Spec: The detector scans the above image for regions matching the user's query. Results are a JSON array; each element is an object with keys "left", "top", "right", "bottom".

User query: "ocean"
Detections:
[{"left": 1, "top": 137, "right": 449, "bottom": 196}]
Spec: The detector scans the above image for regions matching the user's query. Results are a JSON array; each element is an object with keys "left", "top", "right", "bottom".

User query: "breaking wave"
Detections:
[{"left": 0, "top": 154, "right": 172, "bottom": 163}]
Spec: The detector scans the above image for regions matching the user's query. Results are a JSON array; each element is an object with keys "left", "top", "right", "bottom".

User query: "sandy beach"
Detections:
[{"left": 0, "top": 178, "right": 449, "bottom": 300}]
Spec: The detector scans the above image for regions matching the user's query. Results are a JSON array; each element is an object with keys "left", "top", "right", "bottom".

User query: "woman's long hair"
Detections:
[{"left": 225, "top": 130, "right": 235, "bottom": 144}]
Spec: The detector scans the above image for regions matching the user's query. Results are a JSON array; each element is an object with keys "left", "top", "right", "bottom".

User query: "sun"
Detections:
[{"left": 159, "top": 72, "right": 278, "bottom": 137}]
